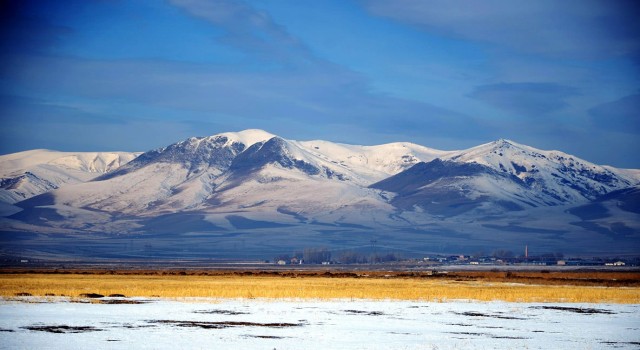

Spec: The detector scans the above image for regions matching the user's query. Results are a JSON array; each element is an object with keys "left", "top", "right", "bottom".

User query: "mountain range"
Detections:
[{"left": 1, "top": 129, "right": 639, "bottom": 260}]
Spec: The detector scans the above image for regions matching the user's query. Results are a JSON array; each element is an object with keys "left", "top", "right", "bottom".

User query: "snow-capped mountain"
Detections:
[
  {"left": 0, "top": 150, "right": 140, "bottom": 204},
  {"left": 371, "top": 139, "right": 639, "bottom": 216},
  {"left": 10, "top": 130, "right": 445, "bottom": 218},
  {"left": 2, "top": 130, "right": 639, "bottom": 257},
  {"left": 445, "top": 139, "right": 636, "bottom": 203},
  {"left": 292, "top": 139, "right": 448, "bottom": 184}
]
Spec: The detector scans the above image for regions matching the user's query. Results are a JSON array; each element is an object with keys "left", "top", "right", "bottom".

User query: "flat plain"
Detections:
[
  {"left": 1, "top": 268, "right": 639, "bottom": 349},
  {"left": 1, "top": 297, "right": 639, "bottom": 349},
  {"left": 1, "top": 269, "right": 639, "bottom": 303}
]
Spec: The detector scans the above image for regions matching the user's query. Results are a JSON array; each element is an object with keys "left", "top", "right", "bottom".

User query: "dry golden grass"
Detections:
[{"left": 1, "top": 273, "right": 639, "bottom": 303}]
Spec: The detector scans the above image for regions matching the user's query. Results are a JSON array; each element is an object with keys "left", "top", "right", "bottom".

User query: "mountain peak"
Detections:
[
  {"left": 489, "top": 138, "right": 525, "bottom": 149},
  {"left": 4, "top": 130, "right": 640, "bottom": 257},
  {"left": 216, "top": 129, "right": 276, "bottom": 148},
  {"left": 447, "top": 138, "right": 532, "bottom": 163},
  {"left": 230, "top": 136, "right": 321, "bottom": 176}
]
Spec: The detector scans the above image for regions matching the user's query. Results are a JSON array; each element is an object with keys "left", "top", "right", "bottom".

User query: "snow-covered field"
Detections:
[{"left": 1, "top": 297, "right": 638, "bottom": 349}]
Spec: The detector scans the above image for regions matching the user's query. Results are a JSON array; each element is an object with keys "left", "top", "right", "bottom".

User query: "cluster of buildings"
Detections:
[{"left": 422, "top": 255, "right": 634, "bottom": 267}]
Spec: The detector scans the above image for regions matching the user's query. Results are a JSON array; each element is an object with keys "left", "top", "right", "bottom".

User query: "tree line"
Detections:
[{"left": 274, "top": 248, "right": 400, "bottom": 264}]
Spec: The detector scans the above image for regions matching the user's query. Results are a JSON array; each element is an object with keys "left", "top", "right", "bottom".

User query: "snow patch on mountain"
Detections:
[
  {"left": 0, "top": 150, "right": 139, "bottom": 203},
  {"left": 443, "top": 139, "right": 638, "bottom": 204},
  {"left": 52, "top": 162, "right": 193, "bottom": 214},
  {"left": 295, "top": 140, "right": 449, "bottom": 184},
  {"left": 2, "top": 130, "right": 640, "bottom": 256},
  {"left": 218, "top": 129, "right": 276, "bottom": 148}
]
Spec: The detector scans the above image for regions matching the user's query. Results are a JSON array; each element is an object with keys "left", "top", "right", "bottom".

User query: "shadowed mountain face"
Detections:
[
  {"left": 371, "top": 159, "right": 491, "bottom": 194},
  {"left": 442, "top": 139, "right": 635, "bottom": 205},
  {"left": 370, "top": 159, "right": 527, "bottom": 216},
  {"left": 1, "top": 130, "right": 639, "bottom": 258},
  {"left": 564, "top": 187, "right": 640, "bottom": 242},
  {"left": 596, "top": 186, "right": 640, "bottom": 214},
  {"left": 568, "top": 186, "right": 640, "bottom": 221},
  {"left": 230, "top": 137, "right": 320, "bottom": 176},
  {"left": 96, "top": 135, "right": 246, "bottom": 181}
]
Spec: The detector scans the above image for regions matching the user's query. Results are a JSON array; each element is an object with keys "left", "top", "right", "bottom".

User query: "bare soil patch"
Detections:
[
  {"left": 22, "top": 325, "right": 102, "bottom": 333},
  {"left": 78, "top": 293, "right": 104, "bottom": 298},
  {"left": 97, "top": 299, "right": 150, "bottom": 304},
  {"left": 530, "top": 306, "right": 614, "bottom": 314},
  {"left": 193, "top": 309, "right": 249, "bottom": 315},
  {"left": 343, "top": 309, "right": 385, "bottom": 316},
  {"left": 150, "top": 320, "right": 303, "bottom": 329},
  {"left": 455, "top": 311, "right": 525, "bottom": 320}
]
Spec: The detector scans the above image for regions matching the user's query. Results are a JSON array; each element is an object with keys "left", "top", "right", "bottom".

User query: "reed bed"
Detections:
[{"left": 1, "top": 273, "right": 639, "bottom": 303}]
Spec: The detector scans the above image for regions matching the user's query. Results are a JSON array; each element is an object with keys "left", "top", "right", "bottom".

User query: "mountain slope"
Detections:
[
  {"left": 2, "top": 130, "right": 639, "bottom": 257},
  {"left": 370, "top": 159, "right": 529, "bottom": 216},
  {"left": 0, "top": 150, "right": 140, "bottom": 204},
  {"left": 27, "top": 130, "right": 447, "bottom": 220},
  {"left": 443, "top": 139, "right": 637, "bottom": 204},
  {"left": 294, "top": 140, "right": 450, "bottom": 184},
  {"left": 371, "top": 140, "right": 639, "bottom": 217},
  {"left": 42, "top": 130, "right": 276, "bottom": 215}
]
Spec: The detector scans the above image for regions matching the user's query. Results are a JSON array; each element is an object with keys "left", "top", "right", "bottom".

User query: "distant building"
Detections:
[{"left": 277, "top": 260, "right": 287, "bottom": 265}]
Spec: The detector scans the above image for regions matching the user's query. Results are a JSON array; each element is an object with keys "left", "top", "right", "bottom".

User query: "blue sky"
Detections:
[{"left": 0, "top": 0, "right": 638, "bottom": 167}]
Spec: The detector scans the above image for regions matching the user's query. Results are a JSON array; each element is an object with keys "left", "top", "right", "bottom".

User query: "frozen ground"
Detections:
[{"left": 1, "top": 297, "right": 638, "bottom": 349}]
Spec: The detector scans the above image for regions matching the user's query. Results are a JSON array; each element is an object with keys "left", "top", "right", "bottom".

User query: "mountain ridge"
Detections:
[
  {"left": 0, "top": 150, "right": 140, "bottom": 204},
  {"left": 1, "top": 129, "right": 639, "bottom": 258}
]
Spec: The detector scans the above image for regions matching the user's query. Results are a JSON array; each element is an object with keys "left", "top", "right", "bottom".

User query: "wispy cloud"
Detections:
[
  {"left": 170, "top": 0, "right": 314, "bottom": 65},
  {"left": 362, "top": 0, "right": 640, "bottom": 60},
  {"left": 0, "top": 94, "right": 198, "bottom": 152},
  {"left": 0, "top": 52, "right": 485, "bottom": 150},
  {"left": 589, "top": 93, "right": 640, "bottom": 134},
  {"left": 469, "top": 82, "right": 580, "bottom": 117},
  {"left": 1, "top": 0, "right": 637, "bottom": 167},
  {"left": 0, "top": 0, "right": 485, "bottom": 151}
]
